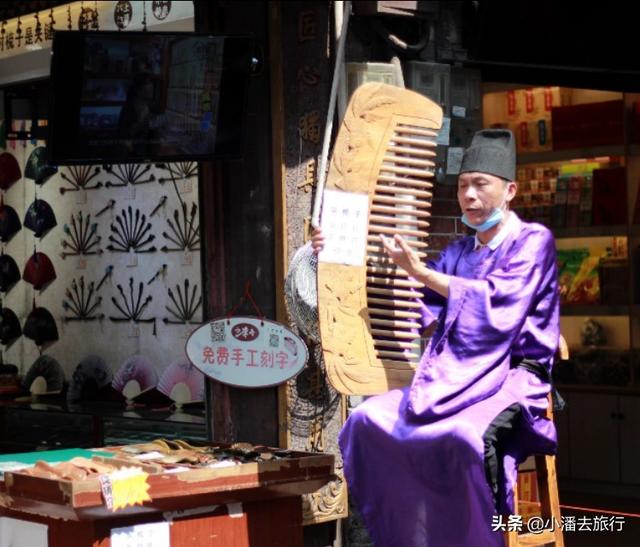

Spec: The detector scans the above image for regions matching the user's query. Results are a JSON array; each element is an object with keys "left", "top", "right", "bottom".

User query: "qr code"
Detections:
[
  {"left": 210, "top": 322, "right": 226, "bottom": 342},
  {"left": 269, "top": 334, "right": 280, "bottom": 348}
]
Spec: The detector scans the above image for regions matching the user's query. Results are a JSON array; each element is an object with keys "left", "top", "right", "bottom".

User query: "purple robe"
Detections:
[{"left": 339, "top": 214, "right": 560, "bottom": 546}]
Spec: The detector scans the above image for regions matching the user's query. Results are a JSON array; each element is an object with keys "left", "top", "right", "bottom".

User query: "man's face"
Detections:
[{"left": 457, "top": 171, "right": 517, "bottom": 224}]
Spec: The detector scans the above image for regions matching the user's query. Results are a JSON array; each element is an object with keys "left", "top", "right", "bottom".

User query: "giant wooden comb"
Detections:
[{"left": 318, "top": 82, "right": 442, "bottom": 395}]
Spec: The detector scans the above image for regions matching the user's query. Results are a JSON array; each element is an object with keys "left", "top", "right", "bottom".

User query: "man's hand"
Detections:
[
  {"left": 311, "top": 227, "right": 325, "bottom": 255},
  {"left": 379, "top": 234, "right": 428, "bottom": 279}
]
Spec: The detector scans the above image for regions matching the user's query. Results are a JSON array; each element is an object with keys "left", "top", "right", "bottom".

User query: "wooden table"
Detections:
[{"left": 0, "top": 445, "right": 335, "bottom": 546}]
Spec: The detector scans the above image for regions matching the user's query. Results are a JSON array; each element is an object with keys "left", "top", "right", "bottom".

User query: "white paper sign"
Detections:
[
  {"left": 436, "top": 116, "right": 451, "bottom": 146},
  {"left": 0, "top": 517, "right": 48, "bottom": 547},
  {"left": 452, "top": 105, "right": 467, "bottom": 118},
  {"left": 318, "top": 189, "right": 369, "bottom": 266},
  {"left": 110, "top": 521, "right": 170, "bottom": 547},
  {"left": 446, "top": 147, "right": 464, "bottom": 175}
]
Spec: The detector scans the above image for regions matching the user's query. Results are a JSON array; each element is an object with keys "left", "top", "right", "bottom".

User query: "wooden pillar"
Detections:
[{"left": 195, "top": 1, "right": 279, "bottom": 446}]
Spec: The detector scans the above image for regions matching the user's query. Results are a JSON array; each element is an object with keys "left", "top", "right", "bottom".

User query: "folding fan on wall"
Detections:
[
  {"left": 112, "top": 354, "right": 158, "bottom": 403},
  {"left": 157, "top": 359, "right": 205, "bottom": 408},
  {"left": 22, "top": 355, "right": 65, "bottom": 398},
  {"left": 67, "top": 355, "right": 113, "bottom": 402}
]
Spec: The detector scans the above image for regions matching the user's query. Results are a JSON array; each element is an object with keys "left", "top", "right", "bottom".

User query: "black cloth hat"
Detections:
[
  {"left": 25, "top": 146, "right": 58, "bottom": 185},
  {"left": 0, "top": 254, "right": 21, "bottom": 292},
  {"left": 0, "top": 307, "right": 22, "bottom": 344},
  {"left": 24, "top": 198, "right": 57, "bottom": 238},
  {"left": 459, "top": 129, "right": 516, "bottom": 182},
  {"left": 23, "top": 251, "right": 57, "bottom": 290},
  {"left": 0, "top": 152, "right": 21, "bottom": 190},
  {"left": 23, "top": 306, "right": 59, "bottom": 346},
  {"left": 0, "top": 202, "right": 21, "bottom": 242}
]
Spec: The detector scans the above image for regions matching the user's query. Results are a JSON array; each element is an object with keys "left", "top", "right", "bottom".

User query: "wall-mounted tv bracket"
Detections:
[
  {"left": 109, "top": 277, "right": 155, "bottom": 328},
  {"left": 62, "top": 275, "right": 104, "bottom": 322},
  {"left": 61, "top": 211, "right": 102, "bottom": 258},
  {"left": 107, "top": 206, "right": 156, "bottom": 253},
  {"left": 155, "top": 162, "right": 197, "bottom": 184},
  {"left": 161, "top": 202, "right": 200, "bottom": 252},
  {"left": 164, "top": 279, "right": 202, "bottom": 325},
  {"left": 102, "top": 163, "right": 155, "bottom": 188},
  {"left": 59, "top": 165, "right": 102, "bottom": 194}
]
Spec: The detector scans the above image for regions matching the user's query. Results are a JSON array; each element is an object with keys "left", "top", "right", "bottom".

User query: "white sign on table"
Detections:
[
  {"left": 110, "top": 521, "right": 170, "bottom": 547},
  {"left": 318, "top": 189, "right": 369, "bottom": 266}
]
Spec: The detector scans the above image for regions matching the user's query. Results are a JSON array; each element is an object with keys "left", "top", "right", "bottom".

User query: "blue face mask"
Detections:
[{"left": 461, "top": 207, "right": 503, "bottom": 232}]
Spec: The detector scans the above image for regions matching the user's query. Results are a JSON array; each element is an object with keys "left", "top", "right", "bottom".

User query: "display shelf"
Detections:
[
  {"left": 517, "top": 145, "right": 626, "bottom": 165},
  {"left": 552, "top": 225, "right": 627, "bottom": 239},
  {"left": 0, "top": 401, "right": 207, "bottom": 455},
  {"left": 560, "top": 304, "right": 630, "bottom": 316}
]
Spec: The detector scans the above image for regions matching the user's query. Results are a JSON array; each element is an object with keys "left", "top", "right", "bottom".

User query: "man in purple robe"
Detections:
[{"left": 313, "top": 129, "right": 560, "bottom": 546}]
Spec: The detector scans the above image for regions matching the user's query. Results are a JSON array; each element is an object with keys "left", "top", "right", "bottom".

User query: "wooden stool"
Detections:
[{"left": 504, "top": 337, "right": 568, "bottom": 547}]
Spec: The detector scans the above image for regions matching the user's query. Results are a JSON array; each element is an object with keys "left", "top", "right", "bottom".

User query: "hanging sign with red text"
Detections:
[{"left": 185, "top": 317, "right": 309, "bottom": 388}]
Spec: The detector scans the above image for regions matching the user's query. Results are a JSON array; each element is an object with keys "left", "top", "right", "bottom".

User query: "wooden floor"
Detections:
[{"left": 559, "top": 491, "right": 640, "bottom": 547}]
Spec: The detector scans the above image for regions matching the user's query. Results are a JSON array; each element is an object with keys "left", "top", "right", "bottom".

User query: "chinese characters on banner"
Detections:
[
  {"left": 186, "top": 317, "right": 308, "bottom": 388},
  {"left": 201, "top": 346, "right": 291, "bottom": 369}
]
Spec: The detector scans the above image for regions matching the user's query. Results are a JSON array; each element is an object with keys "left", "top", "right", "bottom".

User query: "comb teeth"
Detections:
[{"left": 363, "top": 122, "right": 437, "bottom": 367}]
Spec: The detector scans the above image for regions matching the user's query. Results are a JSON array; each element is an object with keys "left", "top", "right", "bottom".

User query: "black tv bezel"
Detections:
[{"left": 48, "top": 30, "right": 254, "bottom": 165}]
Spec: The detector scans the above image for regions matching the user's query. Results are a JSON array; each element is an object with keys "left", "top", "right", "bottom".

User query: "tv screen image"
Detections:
[{"left": 50, "top": 32, "right": 254, "bottom": 164}]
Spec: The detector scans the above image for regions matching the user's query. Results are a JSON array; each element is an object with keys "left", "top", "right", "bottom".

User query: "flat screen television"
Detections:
[{"left": 49, "top": 31, "right": 254, "bottom": 164}]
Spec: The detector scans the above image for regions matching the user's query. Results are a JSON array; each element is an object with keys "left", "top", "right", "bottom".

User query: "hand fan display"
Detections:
[
  {"left": 67, "top": 355, "right": 113, "bottom": 402},
  {"left": 22, "top": 355, "right": 65, "bottom": 397},
  {"left": 157, "top": 359, "right": 205, "bottom": 408},
  {"left": 112, "top": 354, "right": 158, "bottom": 403}
]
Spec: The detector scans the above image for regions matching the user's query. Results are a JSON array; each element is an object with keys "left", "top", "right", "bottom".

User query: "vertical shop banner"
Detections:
[
  {"left": 0, "top": 1, "right": 195, "bottom": 61},
  {"left": 279, "top": 2, "right": 347, "bottom": 524}
]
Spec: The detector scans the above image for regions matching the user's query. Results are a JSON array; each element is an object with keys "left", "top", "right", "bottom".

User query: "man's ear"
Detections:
[{"left": 505, "top": 181, "right": 517, "bottom": 203}]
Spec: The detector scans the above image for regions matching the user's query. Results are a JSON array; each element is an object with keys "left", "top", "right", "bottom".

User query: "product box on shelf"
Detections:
[
  {"left": 591, "top": 166, "right": 627, "bottom": 225},
  {"left": 578, "top": 175, "right": 593, "bottom": 227},
  {"left": 565, "top": 176, "right": 583, "bottom": 228},
  {"left": 599, "top": 257, "right": 629, "bottom": 305},
  {"left": 552, "top": 176, "right": 568, "bottom": 228},
  {"left": 551, "top": 100, "right": 624, "bottom": 150}
]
